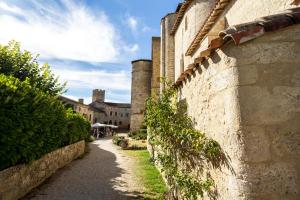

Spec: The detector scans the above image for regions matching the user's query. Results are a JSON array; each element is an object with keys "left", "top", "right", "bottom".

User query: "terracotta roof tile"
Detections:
[
  {"left": 220, "top": 7, "right": 300, "bottom": 45},
  {"left": 174, "top": 7, "right": 300, "bottom": 87},
  {"left": 170, "top": 0, "right": 194, "bottom": 35},
  {"left": 185, "top": 0, "right": 232, "bottom": 56},
  {"left": 291, "top": 0, "right": 300, "bottom": 5}
]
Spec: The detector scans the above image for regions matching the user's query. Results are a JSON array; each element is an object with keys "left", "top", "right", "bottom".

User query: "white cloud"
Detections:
[
  {"left": 123, "top": 44, "right": 139, "bottom": 53},
  {"left": 0, "top": 1, "right": 22, "bottom": 14},
  {"left": 0, "top": 0, "right": 136, "bottom": 62},
  {"left": 53, "top": 68, "right": 131, "bottom": 91},
  {"left": 127, "top": 16, "right": 138, "bottom": 32}
]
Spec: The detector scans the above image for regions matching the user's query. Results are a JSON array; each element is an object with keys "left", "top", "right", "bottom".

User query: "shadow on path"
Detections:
[{"left": 23, "top": 139, "right": 146, "bottom": 200}]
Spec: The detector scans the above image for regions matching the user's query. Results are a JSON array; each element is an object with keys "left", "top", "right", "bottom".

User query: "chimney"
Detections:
[{"left": 78, "top": 98, "right": 84, "bottom": 104}]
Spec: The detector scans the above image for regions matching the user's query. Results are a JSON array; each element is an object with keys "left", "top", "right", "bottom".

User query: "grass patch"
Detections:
[
  {"left": 128, "top": 139, "right": 147, "bottom": 150},
  {"left": 125, "top": 150, "right": 167, "bottom": 199}
]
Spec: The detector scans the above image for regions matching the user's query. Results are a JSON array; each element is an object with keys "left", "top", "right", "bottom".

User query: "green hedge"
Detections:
[
  {"left": 0, "top": 75, "right": 90, "bottom": 170},
  {"left": 128, "top": 129, "right": 147, "bottom": 140}
]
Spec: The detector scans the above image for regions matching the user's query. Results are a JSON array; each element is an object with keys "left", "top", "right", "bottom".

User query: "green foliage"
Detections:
[
  {"left": 145, "top": 81, "right": 224, "bottom": 199},
  {"left": 0, "top": 42, "right": 90, "bottom": 170},
  {"left": 112, "top": 135, "right": 125, "bottom": 146},
  {"left": 65, "top": 109, "right": 91, "bottom": 145},
  {"left": 0, "top": 75, "right": 90, "bottom": 170},
  {"left": 0, "top": 41, "right": 65, "bottom": 95},
  {"left": 128, "top": 129, "right": 147, "bottom": 140},
  {"left": 125, "top": 150, "right": 167, "bottom": 199}
]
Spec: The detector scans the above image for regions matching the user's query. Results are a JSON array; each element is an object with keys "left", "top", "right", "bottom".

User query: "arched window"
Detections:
[
  {"left": 119, "top": 121, "right": 122, "bottom": 125},
  {"left": 109, "top": 120, "right": 112, "bottom": 124},
  {"left": 114, "top": 121, "right": 117, "bottom": 125}
]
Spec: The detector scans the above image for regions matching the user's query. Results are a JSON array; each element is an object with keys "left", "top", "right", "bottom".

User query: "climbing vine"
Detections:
[{"left": 145, "top": 81, "right": 225, "bottom": 199}]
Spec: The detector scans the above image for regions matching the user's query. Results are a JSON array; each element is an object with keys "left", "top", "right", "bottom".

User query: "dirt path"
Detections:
[{"left": 23, "top": 137, "right": 144, "bottom": 200}]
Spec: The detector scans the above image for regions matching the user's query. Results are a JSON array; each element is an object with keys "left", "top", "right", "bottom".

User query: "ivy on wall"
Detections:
[{"left": 145, "top": 81, "right": 228, "bottom": 199}]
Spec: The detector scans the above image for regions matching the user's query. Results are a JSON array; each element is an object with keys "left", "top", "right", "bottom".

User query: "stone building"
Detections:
[
  {"left": 132, "top": 0, "right": 300, "bottom": 199},
  {"left": 59, "top": 96, "right": 95, "bottom": 123},
  {"left": 89, "top": 89, "right": 131, "bottom": 130},
  {"left": 60, "top": 89, "right": 131, "bottom": 130}
]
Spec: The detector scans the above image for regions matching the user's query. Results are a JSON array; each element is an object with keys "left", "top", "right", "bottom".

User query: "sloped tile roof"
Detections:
[
  {"left": 174, "top": 7, "right": 300, "bottom": 87},
  {"left": 185, "top": 0, "right": 232, "bottom": 56}
]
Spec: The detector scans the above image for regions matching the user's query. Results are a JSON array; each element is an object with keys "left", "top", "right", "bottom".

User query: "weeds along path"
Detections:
[{"left": 23, "top": 137, "right": 145, "bottom": 200}]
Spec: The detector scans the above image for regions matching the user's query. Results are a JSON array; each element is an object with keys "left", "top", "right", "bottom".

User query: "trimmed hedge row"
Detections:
[
  {"left": 128, "top": 129, "right": 147, "bottom": 140},
  {"left": 0, "top": 75, "right": 90, "bottom": 170}
]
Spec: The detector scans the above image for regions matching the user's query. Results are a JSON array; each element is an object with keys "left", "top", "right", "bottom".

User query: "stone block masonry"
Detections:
[
  {"left": 0, "top": 141, "right": 85, "bottom": 200},
  {"left": 179, "top": 25, "right": 300, "bottom": 199},
  {"left": 151, "top": 37, "right": 161, "bottom": 97},
  {"left": 130, "top": 60, "right": 152, "bottom": 132}
]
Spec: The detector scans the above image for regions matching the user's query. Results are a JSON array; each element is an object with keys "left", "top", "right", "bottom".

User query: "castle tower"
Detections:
[
  {"left": 160, "top": 13, "right": 177, "bottom": 93},
  {"left": 92, "top": 89, "right": 105, "bottom": 102},
  {"left": 130, "top": 59, "right": 152, "bottom": 132},
  {"left": 151, "top": 37, "right": 161, "bottom": 97}
]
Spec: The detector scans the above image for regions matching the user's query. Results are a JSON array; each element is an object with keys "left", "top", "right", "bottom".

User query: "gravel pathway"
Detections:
[{"left": 23, "top": 137, "right": 144, "bottom": 200}]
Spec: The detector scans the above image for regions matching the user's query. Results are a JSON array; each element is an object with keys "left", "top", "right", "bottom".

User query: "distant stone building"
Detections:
[
  {"left": 90, "top": 89, "right": 131, "bottom": 130},
  {"left": 60, "top": 89, "right": 131, "bottom": 130},
  {"left": 59, "top": 96, "right": 95, "bottom": 123},
  {"left": 132, "top": 0, "right": 300, "bottom": 199}
]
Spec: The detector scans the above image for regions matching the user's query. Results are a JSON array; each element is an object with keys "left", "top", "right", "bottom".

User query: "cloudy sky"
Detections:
[{"left": 0, "top": 0, "right": 178, "bottom": 103}]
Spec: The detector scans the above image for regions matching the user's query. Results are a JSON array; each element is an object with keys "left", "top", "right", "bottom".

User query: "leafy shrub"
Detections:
[
  {"left": 119, "top": 139, "right": 129, "bottom": 149},
  {"left": 0, "top": 75, "right": 90, "bottom": 170},
  {"left": 113, "top": 135, "right": 125, "bottom": 146},
  {"left": 0, "top": 41, "right": 65, "bottom": 95},
  {"left": 145, "top": 81, "right": 226, "bottom": 199},
  {"left": 64, "top": 109, "right": 91, "bottom": 145},
  {"left": 128, "top": 129, "right": 147, "bottom": 140},
  {"left": 112, "top": 135, "right": 129, "bottom": 149}
]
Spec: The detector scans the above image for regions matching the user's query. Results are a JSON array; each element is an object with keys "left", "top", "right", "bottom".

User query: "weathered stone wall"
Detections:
[
  {"left": 151, "top": 37, "right": 161, "bottom": 97},
  {"left": 0, "top": 141, "right": 85, "bottom": 200},
  {"left": 92, "top": 89, "right": 105, "bottom": 102},
  {"left": 173, "top": 0, "right": 298, "bottom": 83},
  {"left": 160, "top": 17, "right": 166, "bottom": 93},
  {"left": 225, "top": 0, "right": 296, "bottom": 26},
  {"left": 164, "top": 14, "right": 177, "bottom": 84},
  {"left": 179, "top": 25, "right": 300, "bottom": 199},
  {"left": 174, "top": 0, "right": 216, "bottom": 79},
  {"left": 131, "top": 60, "right": 152, "bottom": 131},
  {"left": 105, "top": 105, "right": 131, "bottom": 129},
  {"left": 161, "top": 13, "right": 177, "bottom": 91}
]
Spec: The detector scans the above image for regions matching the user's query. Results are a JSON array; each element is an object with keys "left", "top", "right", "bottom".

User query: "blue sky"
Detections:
[{"left": 0, "top": 0, "right": 179, "bottom": 103}]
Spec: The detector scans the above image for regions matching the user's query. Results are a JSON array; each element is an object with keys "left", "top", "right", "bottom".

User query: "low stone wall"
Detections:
[{"left": 0, "top": 140, "right": 85, "bottom": 200}]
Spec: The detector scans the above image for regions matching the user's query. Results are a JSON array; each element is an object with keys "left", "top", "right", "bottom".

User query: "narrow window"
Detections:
[{"left": 185, "top": 16, "right": 188, "bottom": 31}]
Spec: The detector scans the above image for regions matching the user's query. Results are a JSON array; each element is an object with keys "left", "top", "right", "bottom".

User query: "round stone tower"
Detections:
[{"left": 130, "top": 59, "right": 152, "bottom": 132}]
